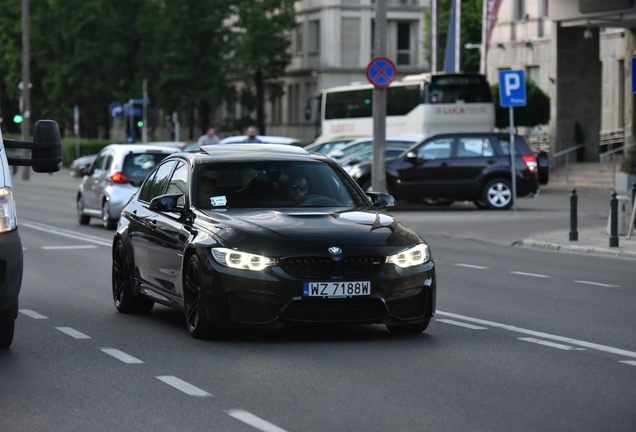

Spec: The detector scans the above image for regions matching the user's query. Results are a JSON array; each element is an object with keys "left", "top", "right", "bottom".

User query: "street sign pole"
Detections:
[
  {"left": 498, "top": 70, "right": 527, "bottom": 212},
  {"left": 74, "top": 105, "right": 80, "bottom": 159},
  {"left": 128, "top": 98, "right": 134, "bottom": 143},
  {"left": 372, "top": 0, "right": 388, "bottom": 193},
  {"left": 509, "top": 106, "right": 517, "bottom": 211},
  {"left": 142, "top": 79, "right": 148, "bottom": 143}
]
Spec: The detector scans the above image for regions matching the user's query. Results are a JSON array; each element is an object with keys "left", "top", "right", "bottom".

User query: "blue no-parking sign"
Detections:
[
  {"left": 366, "top": 57, "right": 396, "bottom": 88},
  {"left": 498, "top": 70, "right": 527, "bottom": 107}
]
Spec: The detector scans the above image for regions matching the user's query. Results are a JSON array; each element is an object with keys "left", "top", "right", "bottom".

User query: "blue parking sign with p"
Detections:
[{"left": 499, "top": 70, "right": 527, "bottom": 107}]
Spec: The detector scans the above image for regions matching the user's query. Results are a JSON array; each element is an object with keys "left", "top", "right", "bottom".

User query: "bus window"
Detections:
[
  {"left": 325, "top": 89, "right": 373, "bottom": 119},
  {"left": 427, "top": 75, "right": 493, "bottom": 103},
  {"left": 387, "top": 85, "right": 422, "bottom": 116}
]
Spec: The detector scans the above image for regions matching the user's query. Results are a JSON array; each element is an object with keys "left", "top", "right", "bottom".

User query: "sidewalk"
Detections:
[{"left": 520, "top": 228, "right": 636, "bottom": 259}]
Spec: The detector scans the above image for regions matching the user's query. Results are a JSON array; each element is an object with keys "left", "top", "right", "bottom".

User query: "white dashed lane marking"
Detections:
[
  {"left": 519, "top": 337, "right": 585, "bottom": 351},
  {"left": 156, "top": 376, "right": 211, "bottom": 397},
  {"left": 454, "top": 263, "right": 488, "bottom": 269},
  {"left": 619, "top": 361, "right": 636, "bottom": 367},
  {"left": 510, "top": 271, "right": 550, "bottom": 278},
  {"left": 19, "top": 309, "right": 48, "bottom": 319},
  {"left": 226, "top": 410, "right": 290, "bottom": 432},
  {"left": 101, "top": 348, "right": 144, "bottom": 364},
  {"left": 437, "top": 311, "right": 636, "bottom": 360},
  {"left": 574, "top": 280, "right": 621, "bottom": 288},
  {"left": 55, "top": 327, "right": 91, "bottom": 339},
  {"left": 436, "top": 319, "right": 487, "bottom": 330}
]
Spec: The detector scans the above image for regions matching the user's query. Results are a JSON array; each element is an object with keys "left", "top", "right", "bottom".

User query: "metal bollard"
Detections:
[
  {"left": 609, "top": 192, "right": 619, "bottom": 247},
  {"left": 569, "top": 189, "right": 578, "bottom": 241}
]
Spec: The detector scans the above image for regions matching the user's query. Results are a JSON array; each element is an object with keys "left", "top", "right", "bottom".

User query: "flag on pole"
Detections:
[
  {"left": 486, "top": 0, "right": 503, "bottom": 51},
  {"left": 443, "top": 0, "right": 458, "bottom": 72}
]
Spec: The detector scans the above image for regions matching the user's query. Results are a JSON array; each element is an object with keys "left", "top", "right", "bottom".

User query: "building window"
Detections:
[
  {"left": 397, "top": 21, "right": 411, "bottom": 65},
  {"left": 296, "top": 25, "right": 303, "bottom": 54},
  {"left": 308, "top": 20, "right": 320, "bottom": 53},
  {"left": 526, "top": 65, "right": 539, "bottom": 84},
  {"left": 515, "top": 0, "right": 525, "bottom": 21}
]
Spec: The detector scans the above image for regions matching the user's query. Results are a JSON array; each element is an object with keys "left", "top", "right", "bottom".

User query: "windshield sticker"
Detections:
[{"left": 210, "top": 196, "right": 227, "bottom": 207}]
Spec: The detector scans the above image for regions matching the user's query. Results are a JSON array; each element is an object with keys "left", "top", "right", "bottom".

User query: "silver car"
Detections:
[{"left": 76, "top": 144, "right": 176, "bottom": 229}]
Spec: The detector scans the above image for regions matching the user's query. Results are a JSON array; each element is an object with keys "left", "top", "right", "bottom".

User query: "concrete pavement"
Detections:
[{"left": 12, "top": 167, "right": 636, "bottom": 260}]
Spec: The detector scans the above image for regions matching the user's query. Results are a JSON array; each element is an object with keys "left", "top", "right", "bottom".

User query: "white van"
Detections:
[{"left": 0, "top": 120, "right": 62, "bottom": 349}]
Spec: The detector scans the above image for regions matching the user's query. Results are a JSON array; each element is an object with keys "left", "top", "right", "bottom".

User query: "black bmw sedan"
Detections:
[{"left": 112, "top": 144, "right": 436, "bottom": 338}]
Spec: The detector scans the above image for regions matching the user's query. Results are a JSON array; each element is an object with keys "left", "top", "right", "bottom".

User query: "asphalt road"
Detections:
[{"left": 2, "top": 174, "right": 635, "bottom": 432}]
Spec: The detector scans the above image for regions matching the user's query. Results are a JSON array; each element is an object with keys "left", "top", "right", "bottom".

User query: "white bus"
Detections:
[{"left": 307, "top": 73, "right": 495, "bottom": 143}]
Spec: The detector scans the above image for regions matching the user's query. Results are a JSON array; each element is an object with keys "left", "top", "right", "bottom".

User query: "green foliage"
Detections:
[
  {"left": 0, "top": 0, "right": 296, "bottom": 139},
  {"left": 228, "top": 0, "right": 296, "bottom": 134},
  {"left": 61, "top": 137, "right": 112, "bottom": 167},
  {"left": 491, "top": 80, "right": 551, "bottom": 128},
  {"left": 438, "top": 0, "right": 482, "bottom": 72}
]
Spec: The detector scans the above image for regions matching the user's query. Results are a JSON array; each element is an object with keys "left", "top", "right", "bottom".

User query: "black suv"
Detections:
[{"left": 347, "top": 133, "right": 543, "bottom": 210}]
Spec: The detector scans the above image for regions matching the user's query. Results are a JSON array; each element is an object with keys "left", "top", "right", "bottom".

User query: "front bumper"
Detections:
[
  {"left": 201, "top": 249, "right": 436, "bottom": 328},
  {"left": 0, "top": 228, "right": 23, "bottom": 310}
]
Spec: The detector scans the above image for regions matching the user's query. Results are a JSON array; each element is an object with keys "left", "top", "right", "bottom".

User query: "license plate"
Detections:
[{"left": 303, "top": 281, "right": 371, "bottom": 297}]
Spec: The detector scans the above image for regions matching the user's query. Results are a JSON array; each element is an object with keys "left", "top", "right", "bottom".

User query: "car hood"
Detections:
[{"left": 196, "top": 208, "right": 423, "bottom": 254}]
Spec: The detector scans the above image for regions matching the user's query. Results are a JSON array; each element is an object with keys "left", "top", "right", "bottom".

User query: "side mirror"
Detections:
[
  {"left": 149, "top": 194, "right": 185, "bottom": 213},
  {"left": 4, "top": 119, "right": 62, "bottom": 173},
  {"left": 406, "top": 151, "right": 417, "bottom": 163},
  {"left": 366, "top": 192, "right": 396, "bottom": 210},
  {"left": 32, "top": 120, "right": 63, "bottom": 173}
]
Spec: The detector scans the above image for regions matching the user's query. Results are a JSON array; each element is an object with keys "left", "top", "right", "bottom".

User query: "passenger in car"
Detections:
[{"left": 196, "top": 176, "right": 218, "bottom": 208}]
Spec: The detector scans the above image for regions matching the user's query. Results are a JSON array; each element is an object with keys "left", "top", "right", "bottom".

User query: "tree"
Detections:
[
  {"left": 490, "top": 79, "right": 550, "bottom": 129},
  {"left": 228, "top": 0, "right": 296, "bottom": 135},
  {"left": 150, "top": 0, "right": 234, "bottom": 139},
  {"left": 437, "top": 0, "right": 482, "bottom": 73}
]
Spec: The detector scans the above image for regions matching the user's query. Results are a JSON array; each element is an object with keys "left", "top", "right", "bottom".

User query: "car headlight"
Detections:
[
  {"left": 0, "top": 187, "right": 18, "bottom": 233},
  {"left": 387, "top": 244, "right": 430, "bottom": 268},
  {"left": 211, "top": 247, "right": 276, "bottom": 271}
]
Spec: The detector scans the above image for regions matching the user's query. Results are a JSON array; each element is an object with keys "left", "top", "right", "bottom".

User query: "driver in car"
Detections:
[{"left": 284, "top": 176, "right": 308, "bottom": 204}]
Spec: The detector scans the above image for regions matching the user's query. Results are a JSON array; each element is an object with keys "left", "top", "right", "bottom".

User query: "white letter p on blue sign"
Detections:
[{"left": 499, "top": 70, "right": 527, "bottom": 107}]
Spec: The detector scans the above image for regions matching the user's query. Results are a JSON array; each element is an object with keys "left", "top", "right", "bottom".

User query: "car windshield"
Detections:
[
  {"left": 193, "top": 160, "right": 368, "bottom": 210},
  {"left": 122, "top": 152, "right": 172, "bottom": 186}
]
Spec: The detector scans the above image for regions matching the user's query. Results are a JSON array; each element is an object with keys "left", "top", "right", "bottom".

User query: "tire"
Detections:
[
  {"left": 482, "top": 178, "right": 513, "bottom": 210},
  {"left": 77, "top": 196, "right": 90, "bottom": 225},
  {"left": 386, "top": 318, "right": 430, "bottom": 335},
  {"left": 537, "top": 151, "right": 550, "bottom": 185},
  {"left": 0, "top": 299, "right": 18, "bottom": 350},
  {"left": 112, "top": 241, "right": 154, "bottom": 314},
  {"left": 473, "top": 199, "right": 487, "bottom": 210},
  {"left": 102, "top": 200, "right": 117, "bottom": 230},
  {"left": 183, "top": 254, "right": 217, "bottom": 339}
]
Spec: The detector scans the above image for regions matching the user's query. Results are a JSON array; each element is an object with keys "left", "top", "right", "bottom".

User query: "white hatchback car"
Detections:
[{"left": 76, "top": 144, "right": 176, "bottom": 229}]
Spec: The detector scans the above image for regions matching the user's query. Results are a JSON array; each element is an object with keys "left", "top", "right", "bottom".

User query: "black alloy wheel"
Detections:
[
  {"left": 112, "top": 241, "right": 154, "bottom": 313},
  {"left": 482, "top": 178, "right": 513, "bottom": 210},
  {"left": 183, "top": 254, "right": 216, "bottom": 339},
  {"left": 386, "top": 318, "right": 430, "bottom": 335},
  {"left": 77, "top": 197, "right": 90, "bottom": 225},
  {"left": 0, "top": 299, "right": 18, "bottom": 350}
]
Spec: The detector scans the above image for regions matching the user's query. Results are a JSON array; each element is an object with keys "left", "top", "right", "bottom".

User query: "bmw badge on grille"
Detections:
[{"left": 328, "top": 247, "right": 342, "bottom": 255}]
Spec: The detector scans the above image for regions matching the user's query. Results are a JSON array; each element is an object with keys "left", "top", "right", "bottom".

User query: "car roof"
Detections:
[
  {"left": 196, "top": 143, "right": 316, "bottom": 162},
  {"left": 102, "top": 144, "right": 178, "bottom": 154},
  {"left": 219, "top": 135, "right": 302, "bottom": 145}
]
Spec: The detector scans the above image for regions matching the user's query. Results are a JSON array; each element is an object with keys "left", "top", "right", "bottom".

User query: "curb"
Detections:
[{"left": 520, "top": 238, "right": 636, "bottom": 259}]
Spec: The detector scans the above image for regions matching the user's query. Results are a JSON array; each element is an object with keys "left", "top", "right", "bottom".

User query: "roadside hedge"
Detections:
[{"left": 61, "top": 138, "right": 113, "bottom": 167}]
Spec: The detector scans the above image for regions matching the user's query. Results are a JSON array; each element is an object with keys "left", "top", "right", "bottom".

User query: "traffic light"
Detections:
[
  {"left": 137, "top": 120, "right": 144, "bottom": 127},
  {"left": 13, "top": 114, "right": 23, "bottom": 124}
]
